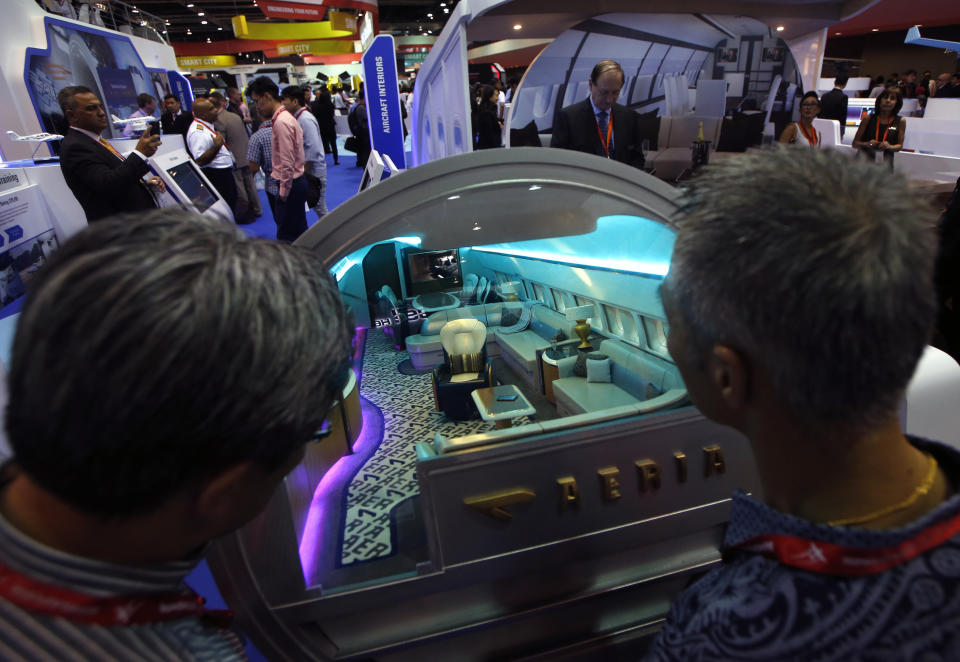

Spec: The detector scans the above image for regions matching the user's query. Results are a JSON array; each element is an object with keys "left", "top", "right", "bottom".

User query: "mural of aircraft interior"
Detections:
[
  {"left": 111, "top": 114, "right": 150, "bottom": 132},
  {"left": 904, "top": 26, "right": 960, "bottom": 55},
  {"left": 5, "top": 130, "right": 64, "bottom": 158}
]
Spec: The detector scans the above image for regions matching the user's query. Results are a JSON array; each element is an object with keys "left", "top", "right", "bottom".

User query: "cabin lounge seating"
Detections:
[
  {"left": 432, "top": 319, "right": 494, "bottom": 420},
  {"left": 406, "top": 302, "right": 578, "bottom": 386},
  {"left": 552, "top": 339, "right": 687, "bottom": 417}
]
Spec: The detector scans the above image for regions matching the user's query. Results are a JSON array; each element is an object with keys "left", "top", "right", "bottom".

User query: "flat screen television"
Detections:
[
  {"left": 166, "top": 161, "right": 219, "bottom": 213},
  {"left": 404, "top": 248, "right": 463, "bottom": 297}
]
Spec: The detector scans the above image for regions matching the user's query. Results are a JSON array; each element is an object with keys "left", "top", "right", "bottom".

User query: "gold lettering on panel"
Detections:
[
  {"left": 703, "top": 445, "right": 726, "bottom": 476},
  {"left": 557, "top": 476, "right": 580, "bottom": 509},
  {"left": 597, "top": 466, "right": 622, "bottom": 501},
  {"left": 634, "top": 460, "right": 661, "bottom": 492},
  {"left": 674, "top": 451, "right": 688, "bottom": 483},
  {"left": 463, "top": 488, "right": 536, "bottom": 521}
]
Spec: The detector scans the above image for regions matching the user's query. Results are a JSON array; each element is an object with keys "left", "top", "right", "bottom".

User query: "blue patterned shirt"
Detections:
[
  {"left": 646, "top": 438, "right": 960, "bottom": 662},
  {"left": 246, "top": 120, "right": 276, "bottom": 197}
]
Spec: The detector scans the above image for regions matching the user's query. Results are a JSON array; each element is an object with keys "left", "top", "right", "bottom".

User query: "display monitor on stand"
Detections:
[{"left": 358, "top": 150, "right": 385, "bottom": 193}]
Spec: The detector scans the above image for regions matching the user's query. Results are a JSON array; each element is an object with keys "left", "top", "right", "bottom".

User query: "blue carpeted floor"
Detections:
[{"left": 239, "top": 137, "right": 365, "bottom": 241}]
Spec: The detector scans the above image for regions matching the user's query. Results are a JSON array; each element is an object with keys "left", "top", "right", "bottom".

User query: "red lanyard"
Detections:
[
  {"left": 295, "top": 108, "right": 306, "bottom": 119},
  {"left": 195, "top": 119, "right": 227, "bottom": 149},
  {"left": 798, "top": 122, "right": 818, "bottom": 147},
  {"left": 595, "top": 113, "right": 613, "bottom": 158},
  {"left": 0, "top": 559, "right": 232, "bottom": 627},
  {"left": 730, "top": 508, "right": 960, "bottom": 576}
]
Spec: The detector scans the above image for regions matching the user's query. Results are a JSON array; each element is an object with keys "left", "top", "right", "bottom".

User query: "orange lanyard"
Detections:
[
  {"left": 195, "top": 119, "right": 227, "bottom": 149},
  {"left": 798, "top": 122, "right": 818, "bottom": 147},
  {"left": 98, "top": 137, "right": 124, "bottom": 161},
  {"left": 875, "top": 117, "right": 892, "bottom": 144},
  {"left": 595, "top": 113, "right": 613, "bottom": 158}
]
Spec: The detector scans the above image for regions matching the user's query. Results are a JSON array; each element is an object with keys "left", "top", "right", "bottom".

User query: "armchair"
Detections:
[{"left": 431, "top": 319, "right": 494, "bottom": 420}]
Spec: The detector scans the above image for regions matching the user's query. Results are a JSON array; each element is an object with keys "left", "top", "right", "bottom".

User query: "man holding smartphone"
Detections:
[{"left": 57, "top": 85, "right": 165, "bottom": 223}]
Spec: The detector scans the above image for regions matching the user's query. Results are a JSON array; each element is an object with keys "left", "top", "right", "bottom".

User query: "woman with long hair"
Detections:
[
  {"left": 475, "top": 85, "right": 502, "bottom": 150},
  {"left": 853, "top": 87, "right": 906, "bottom": 168},
  {"left": 313, "top": 87, "right": 339, "bottom": 165}
]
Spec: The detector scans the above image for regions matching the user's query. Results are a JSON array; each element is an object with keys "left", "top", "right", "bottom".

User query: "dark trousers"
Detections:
[
  {"left": 275, "top": 176, "right": 308, "bottom": 242},
  {"left": 319, "top": 126, "right": 338, "bottom": 163},
  {"left": 203, "top": 167, "right": 238, "bottom": 219}
]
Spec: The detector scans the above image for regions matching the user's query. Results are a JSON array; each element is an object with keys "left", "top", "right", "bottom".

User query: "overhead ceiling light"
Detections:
[
  {"left": 513, "top": 24, "right": 522, "bottom": 30},
  {"left": 218, "top": 26, "right": 223, "bottom": 30},
  {"left": 186, "top": 2, "right": 194, "bottom": 6},
  {"left": 197, "top": 11, "right": 204, "bottom": 15},
  {"left": 775, "top": 25, "right": 784, "bottom": 32},
  {"left": 835, "top": 32, "right": 842, "bottom": 35},
  {"left": 871, "top": 28, "right": 879, "bottom": 31},
  {"left": 131, "top": 7, "right": 139, "bottom": 12},
  {"left": 443, "top": 7, "right": 449, "bottom": 12},
  {"left": 201, "top": 20, "right": 207, "bottom": 24},
  {"left": 440, "top": 2, "right": 445, "bottom": 5}
]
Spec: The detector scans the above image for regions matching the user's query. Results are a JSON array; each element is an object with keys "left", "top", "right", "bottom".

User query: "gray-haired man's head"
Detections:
[
  {"left": 662, "top": 147, "right": 938, "bottom": 430},
  {"left": 7, "top": 209, "right": 352, "bottom": 519}
]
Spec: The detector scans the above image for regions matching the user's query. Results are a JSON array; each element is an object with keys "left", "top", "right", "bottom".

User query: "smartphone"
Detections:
[{"left": 496, "top": 394, "right": 518, "bottom": 401}]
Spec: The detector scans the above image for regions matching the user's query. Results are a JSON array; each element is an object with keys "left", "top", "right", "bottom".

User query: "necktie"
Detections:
[
  {"left": 597, "top": 110, "right": 608, "bottom": 135},
  {"left": 99, "top": 137, "right": 124, "bottom": 161}
]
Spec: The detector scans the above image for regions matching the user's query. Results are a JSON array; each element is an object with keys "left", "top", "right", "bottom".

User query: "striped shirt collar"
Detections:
[{"left": 0, "top": 505, "right": 202, "bottom": 597}]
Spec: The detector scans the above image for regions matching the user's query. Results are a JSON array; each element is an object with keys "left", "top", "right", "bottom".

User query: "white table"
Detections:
[{"left": 471, "top": 384, "right": 536, "bottom": 429}]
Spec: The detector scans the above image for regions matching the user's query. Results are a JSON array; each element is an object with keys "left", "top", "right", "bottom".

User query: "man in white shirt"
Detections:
[
  {"left": 123, "top": 93, "right": 157, "bottom": 138},
  {"left": 186, "top": 97, "right": 237, "bottom": 215},
  {"left": 281, "top": 86, "right": 327, "bottom": 218}
]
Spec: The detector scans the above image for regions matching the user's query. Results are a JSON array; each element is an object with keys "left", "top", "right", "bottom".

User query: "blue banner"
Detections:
[
  {"left": 362, "top": 35, "right": 406, "bottom": 170},
  {"left": 167, "top": 71, "right": 195, "bottom": 111}
]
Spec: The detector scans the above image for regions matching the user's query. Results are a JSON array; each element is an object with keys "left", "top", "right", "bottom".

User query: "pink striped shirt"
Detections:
[{"left": 270, "top": 106, "right": 304, "bottom": 198}]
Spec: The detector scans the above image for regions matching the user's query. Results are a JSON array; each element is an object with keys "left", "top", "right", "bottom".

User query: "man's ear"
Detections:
[
  {"left": 193, "top": 462, "right": 263, "bottom": 529},
  {"left": 707, "top": 345, "right": 748, "bottom": 413}
]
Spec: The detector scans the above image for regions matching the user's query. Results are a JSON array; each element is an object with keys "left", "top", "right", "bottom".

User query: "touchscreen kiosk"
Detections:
[{"left": 147, "top": 147, "right": 235, "bottom": 221}]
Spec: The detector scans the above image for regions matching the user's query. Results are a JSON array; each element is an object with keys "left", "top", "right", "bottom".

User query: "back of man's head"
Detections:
[
  {"left": 281, "top": 85, "right": 307, "bottom": 107},
  {"left": 248, "top": 76, "right": 280, "bottom": 100},
  {"left": 665, "top": 148, "right": 938, "bottom": 429},
  {"left": 6, "top": 209, "right": 352, "bottom": 517},
  {"left": 834, "top": 74, "right": 849, "bottom": 88}
]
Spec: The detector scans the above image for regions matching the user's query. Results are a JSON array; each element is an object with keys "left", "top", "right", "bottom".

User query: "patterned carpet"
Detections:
[{"left": 340, "top": 330, "right": 531, "bottom": 565}]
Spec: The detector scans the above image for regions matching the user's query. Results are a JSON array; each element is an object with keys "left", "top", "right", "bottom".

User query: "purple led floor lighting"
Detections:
[{"left": 298, "top": 327, "right": 381, "bottom": 584}]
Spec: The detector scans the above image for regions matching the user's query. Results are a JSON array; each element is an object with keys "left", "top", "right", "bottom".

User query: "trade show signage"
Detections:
[
  {"left": 362, "top": 35, "right": 406, "bottom": 170},
  {"left": 259, "top": 0, "right": 326, "bottom": 20},
  {"left": 176, "top": 55, "right": 237, "bottom": 67},
  {"left": 167, "top": 71, "right": 195, "bottom": 111},
  {"left": 275, "top": 40, "right": 356, "bottom": 56}
]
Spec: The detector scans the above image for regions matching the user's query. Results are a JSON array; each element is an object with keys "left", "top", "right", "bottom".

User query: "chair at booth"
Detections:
[{"left": 432, "top": 319, "right": 494, "bottom": 420}]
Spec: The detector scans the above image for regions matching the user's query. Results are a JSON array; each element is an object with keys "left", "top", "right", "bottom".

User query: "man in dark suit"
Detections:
[
  {"left": 550, "top": 60, "right": 644, "bottom": 168},
  {"left": 160, "top": 93, "right": 192, "bottom": 137},
  {"left": 58, "top": 86, "right": 163, "bottom": 223},
  {"left": 819, "top": 74, "right": 849, "bottom": 138}
]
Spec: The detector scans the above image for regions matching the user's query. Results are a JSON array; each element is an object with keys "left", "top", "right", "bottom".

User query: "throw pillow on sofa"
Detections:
[
  {"left": 573, "top": 352, "right": 607, "bottom": 378},
  {"left": 500, "top": 308, "right": 521, "bottom": 326},
  {"left": 586, "top": 357, "right": 612, "bottom": 383}
]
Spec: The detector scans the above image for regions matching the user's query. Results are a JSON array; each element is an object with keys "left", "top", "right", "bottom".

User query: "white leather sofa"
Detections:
[{"left": 552, "top": 339, "right": 686, "bottom": 417}]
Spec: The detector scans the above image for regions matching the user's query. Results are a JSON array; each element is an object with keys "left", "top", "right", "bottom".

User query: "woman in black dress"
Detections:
[
  {"left": 313, "top": 87, "right": 339, "bottom": 165},
  {"left": 475, "top": 85, "right": 502, "bottom": 150},
  {"left": 853, "top": 87, "right": 906, "bottom": 168}
]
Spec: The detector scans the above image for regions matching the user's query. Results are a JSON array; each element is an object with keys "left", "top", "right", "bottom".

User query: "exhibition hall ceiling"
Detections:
[{"left": 133, "top": 0, "right": 456, "bottom": 43}]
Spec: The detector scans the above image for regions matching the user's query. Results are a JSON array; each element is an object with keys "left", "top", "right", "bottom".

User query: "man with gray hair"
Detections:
[
  {"left": 0, "top": 209, "right": 352, "bottom": 659},
  {"left": 647, "top": 148, "right": 960, "bottom": 660}
]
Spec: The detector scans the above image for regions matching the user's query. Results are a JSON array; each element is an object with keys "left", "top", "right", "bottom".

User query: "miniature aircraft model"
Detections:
[
  {"left": 111, "top": 113, "right": 150, "bottom": 133},
  {"left": 904, "top": 26, "right": 960, "bottom": 55},
  {"left": 5, "top": 130, "right": 64, "bottom": 158}
]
